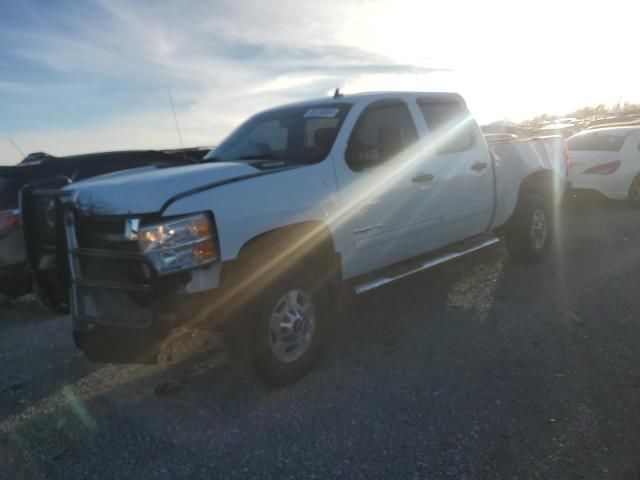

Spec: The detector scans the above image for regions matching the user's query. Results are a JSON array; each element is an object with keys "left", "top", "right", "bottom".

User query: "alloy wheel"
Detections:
[
  {"left": 268, "top": 289, "right": 317, "bottom": 363},
  {"left": 530, "top": 209, "right": 548, "bottom": 250}
]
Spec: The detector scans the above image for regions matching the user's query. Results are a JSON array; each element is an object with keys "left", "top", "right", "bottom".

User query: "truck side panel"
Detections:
[{"left": 490, "top": 137, "right": 567, "bottom": 229}]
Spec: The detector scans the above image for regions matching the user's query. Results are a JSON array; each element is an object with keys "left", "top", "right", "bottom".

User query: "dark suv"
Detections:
[{"left": 0, "top": 149, "right": 208, "bottom": 299}]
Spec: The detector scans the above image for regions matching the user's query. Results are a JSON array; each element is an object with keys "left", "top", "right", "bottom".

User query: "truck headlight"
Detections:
[{"left": 138, "top": 213, "right": 218, "bottom": 275}]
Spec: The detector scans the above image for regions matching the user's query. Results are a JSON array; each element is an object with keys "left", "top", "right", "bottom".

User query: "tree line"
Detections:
[{"left": 528, "top": 102, "right": 640, "bottom": 124}]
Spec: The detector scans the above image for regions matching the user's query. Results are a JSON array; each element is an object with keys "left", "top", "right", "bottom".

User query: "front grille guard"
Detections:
[
  {"left": 21, "top": 181, "right": 73, "bottom": 311},
  {"left": 22, "top": 183, "right": 163, "bottom": 312},
  {"left": 62, "top": 208, "right": 159, "bottom": 293},
  {"left": 63, "top": 209, "right": 162, "bottom": 328}
]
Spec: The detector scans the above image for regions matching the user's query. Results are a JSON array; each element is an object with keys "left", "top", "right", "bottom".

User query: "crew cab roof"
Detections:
[{"left": 260, "top": 91, "right": 466, "bottom": 113}]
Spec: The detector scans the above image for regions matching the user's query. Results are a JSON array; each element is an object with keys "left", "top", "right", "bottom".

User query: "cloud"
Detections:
[
  {"left": 0, "top": 0, "right": 450, "bottom": 163},
  {"left": 3, "top": 0, "right": 640, "bottom": 165}
]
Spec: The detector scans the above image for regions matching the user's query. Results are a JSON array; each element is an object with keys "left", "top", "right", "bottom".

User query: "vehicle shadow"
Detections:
[
  {"left": 0, "top": 295, "right": 51, "bottom": 327},
  {"left": 566, "top": 190, "right": 635, "bottom": 212}
]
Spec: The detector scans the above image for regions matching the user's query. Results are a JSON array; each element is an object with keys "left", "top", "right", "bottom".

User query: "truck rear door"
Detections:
[{"left": 416, "top": 98, "right": 494, "bottom": 243}]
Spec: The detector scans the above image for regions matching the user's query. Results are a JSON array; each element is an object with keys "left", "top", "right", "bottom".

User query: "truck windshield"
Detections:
[{"left": 204, "top": 103, "right": 352, "bottom": 164}]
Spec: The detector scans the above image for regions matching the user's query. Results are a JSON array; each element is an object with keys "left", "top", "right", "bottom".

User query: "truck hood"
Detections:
[{"left": 65, "top": 162, "right": 262, "bottom": 215}]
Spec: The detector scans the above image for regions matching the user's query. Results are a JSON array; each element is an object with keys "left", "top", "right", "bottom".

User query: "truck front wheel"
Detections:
[
  {"left": 504, "top": 193, "right": 553, "bottom": 264},
  {"left": 247, "top": 265, "right": 329, "bottom": 387}
]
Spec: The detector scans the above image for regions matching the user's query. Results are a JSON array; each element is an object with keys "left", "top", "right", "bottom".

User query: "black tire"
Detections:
[
  {"left": 0, "top": 269, "right": 31, "bottom": 299},
  {"left": 240, "top": 264, "right": 330, "bottom": 387},
  {"left": 627, "top": 174, "right": 640, "bottom": 209},
  {"left": 504, "top": 193, "right": 552, "bottom": 264}
]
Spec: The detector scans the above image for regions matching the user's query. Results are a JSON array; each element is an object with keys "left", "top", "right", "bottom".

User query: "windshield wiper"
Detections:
[
  {"left": 201, "top": 155, "right": 223, "bottom": 163},
  {"left": 236, "top": 153, "right": 281, "bottom": 161}
]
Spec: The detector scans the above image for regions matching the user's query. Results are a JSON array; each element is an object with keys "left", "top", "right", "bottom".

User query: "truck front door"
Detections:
[{"left": 332, "top": 98, "right": 443, "bottom": 278}]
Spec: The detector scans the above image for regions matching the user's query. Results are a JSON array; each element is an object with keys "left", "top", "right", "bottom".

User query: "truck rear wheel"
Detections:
[
  {"left": 504, "top": 193, "right": 552, "bottom": 264},
  {"left": 245, "top": 264, "right": 329, "bottom": 387}
]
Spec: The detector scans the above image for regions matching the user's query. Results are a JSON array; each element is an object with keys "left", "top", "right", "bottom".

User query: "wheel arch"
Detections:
[
  {"left": 216, "top": 220, "right": 341, "bottom": 327},
  {"left": 496, "top": 170, "right": 566, "bottom": 233},
  {"left": 517, "top": 170, "right": 566, "bottom": 203},
  {"left": 240, "top": 220, "right": 337, "bottom": 259},
  {"left": 221, "top": 220, "right": 342, "bottom": 287}
]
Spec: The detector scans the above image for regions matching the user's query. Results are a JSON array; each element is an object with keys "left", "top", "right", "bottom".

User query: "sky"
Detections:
[{"left": 1, "top": 0, "right": 639, "bottom": 164}]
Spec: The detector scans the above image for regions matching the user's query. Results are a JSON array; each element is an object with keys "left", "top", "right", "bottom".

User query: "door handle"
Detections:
[
  {"left": 412, "top": 173, "right": 434, "bottom": 184},
  {"left": 471, "top": 162, "right": 488, "bottom": 172}
]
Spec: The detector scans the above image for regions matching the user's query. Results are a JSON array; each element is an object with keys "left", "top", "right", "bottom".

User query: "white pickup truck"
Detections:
[{"left": 23, "top": 92, "right": 569, "bottom": 385}]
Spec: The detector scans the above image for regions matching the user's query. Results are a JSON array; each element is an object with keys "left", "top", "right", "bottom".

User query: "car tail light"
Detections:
[
  {"left": 583, "top": 160, "right": 621, "bottom": 175},
  {"left": 0, "top": 209, "right": 20, "bottom": 237}
]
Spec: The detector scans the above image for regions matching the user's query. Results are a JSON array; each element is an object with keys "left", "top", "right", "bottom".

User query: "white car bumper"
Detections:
[{"left": 569, "top": 173, "right": 631, "bottom": 200}]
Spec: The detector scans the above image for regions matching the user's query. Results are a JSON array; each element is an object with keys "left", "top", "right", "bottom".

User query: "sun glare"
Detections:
[{"left": 336, "top": 0, "right": 640, "bottom": 123}]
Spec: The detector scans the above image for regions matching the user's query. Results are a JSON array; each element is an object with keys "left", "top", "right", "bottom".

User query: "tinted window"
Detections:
[
  {"left": 0, "top": 151, "right": 183, "bottom": 211},
  {"left": 0, "top": 176, "right": 23, "bottom": 210},
  {"left": 305, "top": 118, "right": 341, "bottom": 148},
  {"left": 207, "top": 103, "right": 351, "bottom": 165},
  {"left": 567, "top": 133, "right": 625, "bottom": 152},
  {"left": 72, "top": 158, "right": 139, "bottom": 180},
  {"left": 418, "top": 99, "right": 476, "bottom": 154},
  {"left": 0, "top": 168, "right": 34, "bottom": 210},
  {"left": 249, "top": 120, "right": 288, "bottom": 152},
  {"left": 66, "top": 151, "right": 186, "bottom": 181},
  {"left": 346, "top": 101, "right": 418, "bottom": 170}
]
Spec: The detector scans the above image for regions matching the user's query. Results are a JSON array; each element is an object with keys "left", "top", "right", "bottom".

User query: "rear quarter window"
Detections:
[
  {"left": 0, "top": 174, "right": 27, "bottom": 210},
  {"left": 417, "top": 99, "right": 476, "bottom": 154}
]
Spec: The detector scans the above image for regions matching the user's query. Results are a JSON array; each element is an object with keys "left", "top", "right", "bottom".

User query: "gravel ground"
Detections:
[{"left": 1, "top": 197, "right": 640, "bottom": 479}]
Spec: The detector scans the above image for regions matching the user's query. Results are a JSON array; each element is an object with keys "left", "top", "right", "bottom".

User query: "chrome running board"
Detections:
[{"left": 354, "top": 236, "right": 500, "bottom": 295}]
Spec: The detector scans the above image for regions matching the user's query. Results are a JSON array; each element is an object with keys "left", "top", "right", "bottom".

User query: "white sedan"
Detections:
[{"left": 568, "top": 126, "right": 640, "bottom": 207}]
